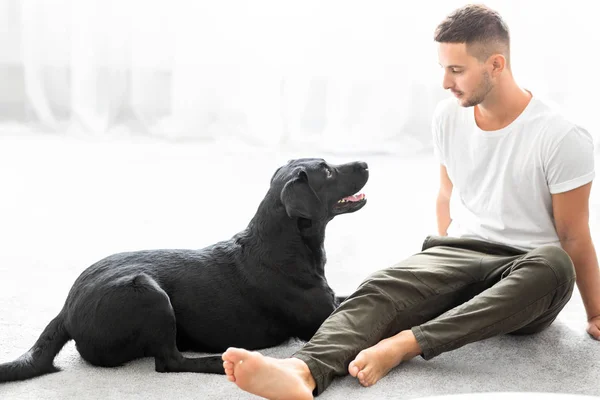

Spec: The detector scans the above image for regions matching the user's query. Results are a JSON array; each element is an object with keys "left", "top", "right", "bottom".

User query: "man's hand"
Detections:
[{"left": 587, "top": 315, "right": 600, "bottom": 340}]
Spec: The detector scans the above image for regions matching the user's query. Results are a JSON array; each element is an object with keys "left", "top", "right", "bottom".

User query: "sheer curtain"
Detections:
[{"left": 0, "top": 0, "right": 598, "bottom": 153}]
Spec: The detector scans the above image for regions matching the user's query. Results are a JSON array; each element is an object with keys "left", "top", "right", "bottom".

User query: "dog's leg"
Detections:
[
  {"left": 121, "top": 274, "right": 226, "bottom": 374},
  {"left": 155, "top": 352, "right": 224, "bottom": 374},
  {"left": 74, "top": 273, "right": 225, "bottom": 374}
]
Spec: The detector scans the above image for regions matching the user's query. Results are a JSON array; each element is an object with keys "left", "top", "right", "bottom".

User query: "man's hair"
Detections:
[{"left": 434, "top": 4, "right": 510, "bottom": 65}]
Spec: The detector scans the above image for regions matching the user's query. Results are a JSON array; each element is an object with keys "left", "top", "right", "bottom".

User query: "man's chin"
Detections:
[
  {"left": 452, "top": 92, "right": 468, "bottom": 106},
  {"left": 457, "top": 98, "right": 472, "bottom": 107},
  {"left": 457, "top": 97, "right": 478, "bottom": 108}
]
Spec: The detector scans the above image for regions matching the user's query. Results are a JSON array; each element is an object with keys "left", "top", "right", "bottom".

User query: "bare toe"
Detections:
[
  {"left": 223, "top": 361, "right": 235, "bottom": 381},
  {"left": 355, "top": 370, "right": 364, "bottom": 386},
  {"left": 348, "top": 352, "right": 367, "bottom": 378},
  {"left": 222, "top": 347, "right": 246, "bottom": 364},
  {"left": 348, "top": 331, "right": 421, "bottom": 388}
]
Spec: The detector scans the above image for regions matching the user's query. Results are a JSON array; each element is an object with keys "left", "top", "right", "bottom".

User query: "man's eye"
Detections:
[{"left": 452, "top": 69, "right": 463, "bottom": 74}]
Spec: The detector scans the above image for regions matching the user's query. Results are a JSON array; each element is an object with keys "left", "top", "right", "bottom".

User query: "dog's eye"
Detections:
[{"left": 325, "top": 168, "right": 333, "bottom": 178}]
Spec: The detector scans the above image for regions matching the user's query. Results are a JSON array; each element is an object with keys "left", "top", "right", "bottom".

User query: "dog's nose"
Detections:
[{"left": 356, "top": 162, "right": 368, "bottom": 170}]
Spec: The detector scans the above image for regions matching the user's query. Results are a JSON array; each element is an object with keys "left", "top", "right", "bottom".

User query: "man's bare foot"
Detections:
[
  {"left": 348, "top": 330, "right": 421, "bottom": 387},
  {"left": 222, "top": 347, "right": 316, "bottom": 400}
]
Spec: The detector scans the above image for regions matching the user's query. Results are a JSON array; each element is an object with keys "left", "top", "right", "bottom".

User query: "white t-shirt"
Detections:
[{"left": 432, "top": 95, "right": 595, "bottom": 251}]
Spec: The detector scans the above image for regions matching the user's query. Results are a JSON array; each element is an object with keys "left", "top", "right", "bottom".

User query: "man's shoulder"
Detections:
[
  {"left": 528, "top": 96, "right": 578, "bottom": 132},
  {"left": 432, "top": 98, "right": 467, "bottom": 132},
  {"left": 527, "top": 96, "right": 594, "bottom": 153},
  {"left": 433, "top": 98, "right": 460, "bottom": 121}
]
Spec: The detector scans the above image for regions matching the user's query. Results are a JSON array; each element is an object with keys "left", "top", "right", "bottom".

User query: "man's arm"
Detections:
[
  {"left": 437, "top": 165, "right": 453, "bottom": 236},
  {"left": 552, "top": 181, "right": 600, "bottom": 339}
]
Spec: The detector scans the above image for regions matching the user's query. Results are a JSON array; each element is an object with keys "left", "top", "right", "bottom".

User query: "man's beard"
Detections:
[{"left": 461, "top": 71, "right": 493, "bottom": 107}]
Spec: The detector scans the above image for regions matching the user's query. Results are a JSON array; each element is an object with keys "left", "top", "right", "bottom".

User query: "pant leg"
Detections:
[
  {"left": 412, "top": 243, "right": 576, "bottom": 360},
  {"left": 294, "top": 235, "right": 519, "bottom": 396}
]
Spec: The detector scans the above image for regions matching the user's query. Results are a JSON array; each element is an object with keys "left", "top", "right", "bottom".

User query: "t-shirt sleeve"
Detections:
[{"left": 546, "top": 126, "right": 595, "bottom": 194}]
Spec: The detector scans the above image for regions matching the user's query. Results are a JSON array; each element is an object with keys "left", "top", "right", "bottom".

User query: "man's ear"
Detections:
[
  {"left": 490, "top": 53, "right": 506, "bottom": 77},
  {"left": 280, "top": 168, "right": 323, "bottom": 219}
]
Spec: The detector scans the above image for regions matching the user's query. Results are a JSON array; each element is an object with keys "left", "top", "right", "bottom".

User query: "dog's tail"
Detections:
[{"left": 0, "top": 311, "right": 70, "bottom": 383}]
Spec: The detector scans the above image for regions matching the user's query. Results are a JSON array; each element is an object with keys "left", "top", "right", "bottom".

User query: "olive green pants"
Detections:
[{"left": 294, "top": 235, "right": 576, "bottom": 396}]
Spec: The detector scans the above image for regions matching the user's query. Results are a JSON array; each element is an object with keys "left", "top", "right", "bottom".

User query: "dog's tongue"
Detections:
[{"left": 342, "top": 193, "right": 365, "bottom": 202}]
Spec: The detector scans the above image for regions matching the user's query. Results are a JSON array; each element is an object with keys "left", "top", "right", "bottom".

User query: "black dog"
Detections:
[{"left": 0, "top": 158, "right": 368, "bottom": 382}]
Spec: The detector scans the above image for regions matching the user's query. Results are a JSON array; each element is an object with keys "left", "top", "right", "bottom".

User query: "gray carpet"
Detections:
[{"left": 0, "top": 134, "right": 599, "bottom": 399}]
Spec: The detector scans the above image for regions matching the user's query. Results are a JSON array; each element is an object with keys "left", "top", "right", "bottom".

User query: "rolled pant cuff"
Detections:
[{"left": 411, "top": 326, "right": 437, "bottom": 361}]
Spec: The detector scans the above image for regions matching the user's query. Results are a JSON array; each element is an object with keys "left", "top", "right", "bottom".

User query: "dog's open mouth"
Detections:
[{"left": 332, "top": 193, "right": 367, "bottom": 214}]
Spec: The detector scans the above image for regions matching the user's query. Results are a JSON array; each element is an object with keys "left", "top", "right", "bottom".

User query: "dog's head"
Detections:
[{"left": 271, "top": 158, "right": 369, "bottom": 221}]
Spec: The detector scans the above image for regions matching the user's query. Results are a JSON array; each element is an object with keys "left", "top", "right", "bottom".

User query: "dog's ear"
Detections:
[
  {"left": 280, "top": 168, "right": 323, "bottom": 219},
  {"left": 270, "top": 165, "right": 284, "bottom": 184}
]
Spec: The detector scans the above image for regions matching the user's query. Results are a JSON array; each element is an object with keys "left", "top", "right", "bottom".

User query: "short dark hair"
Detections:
[{"left": 434, "top": 4, "right": 510, "bottom": 64}]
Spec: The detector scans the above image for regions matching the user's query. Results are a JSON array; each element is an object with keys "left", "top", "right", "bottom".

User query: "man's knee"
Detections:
[
  {"left": 525, "top": 245, "right": 575, "bottom": 285},
  {"left": 356, "top": 266, "right": 427, "bottom": 309}
]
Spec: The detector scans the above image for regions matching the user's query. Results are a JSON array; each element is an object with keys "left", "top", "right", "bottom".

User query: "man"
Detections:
[{"left": 221, "top": 4, "right": 600, "bottom": 400}]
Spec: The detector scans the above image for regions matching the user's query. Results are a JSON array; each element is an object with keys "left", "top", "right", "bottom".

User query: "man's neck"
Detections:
[{"left": 475, "top": 79, "right": 532, "bottom": 131}]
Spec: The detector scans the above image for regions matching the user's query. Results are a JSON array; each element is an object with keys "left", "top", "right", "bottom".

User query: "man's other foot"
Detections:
[{"left": 348, "top": 330, "right": 421, "bottom": 387}]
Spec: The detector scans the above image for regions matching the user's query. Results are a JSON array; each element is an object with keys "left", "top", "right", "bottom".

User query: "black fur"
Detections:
[{"left": 0, "top": 158, "right": 368, "bottom": 382}]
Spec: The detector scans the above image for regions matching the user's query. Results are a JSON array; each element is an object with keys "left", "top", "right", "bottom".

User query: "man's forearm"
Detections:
[
  {"left": 436, "top": 197, "right": 451, "bottom": 236},
  {"left": 562, "top": 237, "right": 600, "bottom": 320}
]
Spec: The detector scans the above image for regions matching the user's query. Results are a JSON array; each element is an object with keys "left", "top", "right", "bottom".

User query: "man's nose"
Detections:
[{"left": 442, "top": 71, "right": 453, "bottom": 90}]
